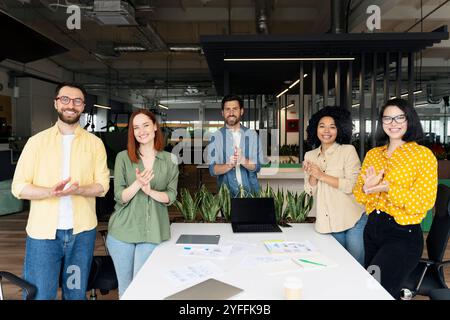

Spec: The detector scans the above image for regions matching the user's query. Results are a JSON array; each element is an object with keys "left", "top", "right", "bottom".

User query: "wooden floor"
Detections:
[{"left": 1, "top": 165, "right": 449, "bottom": 300}]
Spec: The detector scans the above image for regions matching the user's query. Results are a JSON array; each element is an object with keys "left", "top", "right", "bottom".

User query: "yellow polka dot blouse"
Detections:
[{"left": 353, "top": 142, "right": 438, "bottom": 225}]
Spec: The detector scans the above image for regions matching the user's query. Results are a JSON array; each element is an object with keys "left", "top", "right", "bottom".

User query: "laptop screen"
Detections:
[{"left": 231, "top": 197, "right": 277, "bottom": 224}]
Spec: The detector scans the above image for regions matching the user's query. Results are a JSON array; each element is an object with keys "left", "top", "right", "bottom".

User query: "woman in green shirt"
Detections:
[{"left": 106, "top": 110, "right": 179, "bottom": 298}]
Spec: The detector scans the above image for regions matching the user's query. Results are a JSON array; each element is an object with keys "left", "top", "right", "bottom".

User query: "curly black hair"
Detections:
[{"left": 306, "top": 106, "right": 353, "bottom": 148}]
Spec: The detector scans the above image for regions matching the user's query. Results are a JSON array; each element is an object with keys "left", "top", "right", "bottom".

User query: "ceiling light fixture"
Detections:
[
  {"left": 400, "top": 89, "right": 423, "bottom": 98},
  {"left": 282, "top": 103, "right": 294, "bottom": 110},
  {"left": 276, "top": 88, "right": 289, "bottom": 98},
  {"left": 288, "top": 79, "right": 300, "bottom": 89},
  {"left": 278, "top": 74, "right": 308, "bottom": 97},
  {"left": 158, "top": 104, "right": 169, "bottom": 109},
  {"left": 94, "top": 104, "right": 111, "bottom": 110},
  {"left": 224, "top": 57, "right": 355, "bottom": 62},
  {"left": 390, "top": 90, "right": 423, "bottom": 99}
]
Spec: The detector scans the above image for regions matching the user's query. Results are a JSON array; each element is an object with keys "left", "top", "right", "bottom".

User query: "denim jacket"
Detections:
[{"left": 207, "top": 125, "right": 262, "bottom": 197}]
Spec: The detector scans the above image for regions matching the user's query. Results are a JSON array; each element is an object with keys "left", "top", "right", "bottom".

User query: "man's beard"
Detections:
[
  {"left": 225, "top": 115, "right": 240, "bottom": 126},
  {"left": 57, "top": 109, "right": 81, "bottom": 125}
]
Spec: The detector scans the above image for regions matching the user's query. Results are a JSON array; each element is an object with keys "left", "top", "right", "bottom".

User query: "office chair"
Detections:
[
  {"left": 87, "top": 229, "right": 118, "bottom": 300},
  {"left": 401, "top": 184, "right": 450, "bottom": 299},
  {"left": 429, "top": 288, "right": 450, "bottom": 300},
  {"left": 0, "top": 271, "right": 36, "bottom": 300},
  {"left": 1, "top": 229, "right": 117, "bottom": 300}
]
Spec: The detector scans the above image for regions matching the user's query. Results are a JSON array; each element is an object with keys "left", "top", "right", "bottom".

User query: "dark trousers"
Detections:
[{"left": 364, "top": 210, "right": 423, "bottom": 299}]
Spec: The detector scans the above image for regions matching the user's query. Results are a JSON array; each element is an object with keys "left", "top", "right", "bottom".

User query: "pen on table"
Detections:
[
  {"left": 298, "top": 259, "right": 327, "bottom": 267},
  {"left": 183, "top": 247, "right": 191, "bottom": 250}
]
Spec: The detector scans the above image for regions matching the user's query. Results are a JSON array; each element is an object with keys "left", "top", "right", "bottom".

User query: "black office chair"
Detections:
[
  {"left": 401, "top": 184, "right": 450, "bottom": 299},
  {"left": 429, "top": 288, "right": 450, "bottom": 300},
  {"left": 86, "top": 229, "right": 118, "bottom": 300},
  {"left": 0, "top": 271, "right": 36, "bottom": 300},
  {"left": 1, "top": 229, "right": 117, "bottom": 300}
]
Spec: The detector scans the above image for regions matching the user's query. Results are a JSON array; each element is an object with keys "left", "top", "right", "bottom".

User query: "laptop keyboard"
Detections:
[{"left": 233, "top": 224, "right": 281, "bottom": 233}]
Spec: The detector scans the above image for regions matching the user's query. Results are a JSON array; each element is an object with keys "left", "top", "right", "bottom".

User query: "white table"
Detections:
[{"left": 122, "top": 223, "right": 393, "bottom": 300}]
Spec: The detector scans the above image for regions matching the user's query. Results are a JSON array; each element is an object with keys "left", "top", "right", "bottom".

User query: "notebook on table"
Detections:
[
  {"left": 231, "top": 197, "right": 282, "bottom": 233},
  {"left": 164, "top": 278, "right": 243, "bottom": 300}
]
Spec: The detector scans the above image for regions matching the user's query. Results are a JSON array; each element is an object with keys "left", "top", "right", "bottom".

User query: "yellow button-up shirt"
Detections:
[
  {"left": 353, "top": 142, "right": 437, "bottom": 225},
  {"left": 12, "top": 124, "right": 110, "bottom": 239}
]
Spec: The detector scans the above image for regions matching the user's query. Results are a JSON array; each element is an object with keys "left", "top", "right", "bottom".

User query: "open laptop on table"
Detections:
[{"left": 231, "top": 197, "right": 282, "bottom": 233}]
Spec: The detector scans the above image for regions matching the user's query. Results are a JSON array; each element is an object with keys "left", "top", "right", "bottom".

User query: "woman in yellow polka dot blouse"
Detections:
[{"left": 353, "top": 98, "right": 437, "bottom": 299}]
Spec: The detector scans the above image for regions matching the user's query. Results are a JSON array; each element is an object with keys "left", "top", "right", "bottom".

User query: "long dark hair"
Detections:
[
  {"left": 306, "top": 106, "right": 353, "bottom": 148},
  {"left": 375, "top": 98, "right": 424, "bottom": 146}
]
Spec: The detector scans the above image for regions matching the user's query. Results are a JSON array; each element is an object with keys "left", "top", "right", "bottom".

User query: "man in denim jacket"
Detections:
[{"left": 207, "top": 94, "right": 262, "bottom": 197}]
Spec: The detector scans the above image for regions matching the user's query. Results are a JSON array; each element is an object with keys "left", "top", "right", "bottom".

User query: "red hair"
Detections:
[{"left": 127, "top": 109, "right": 165, "bottom": 163}]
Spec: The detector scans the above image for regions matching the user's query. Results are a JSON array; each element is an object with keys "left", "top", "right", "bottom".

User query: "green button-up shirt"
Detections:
[{"left": 108, "top": 150, "right": 179, "bottom": 244}]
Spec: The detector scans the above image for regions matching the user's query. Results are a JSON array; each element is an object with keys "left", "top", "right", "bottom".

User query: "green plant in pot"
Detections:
[
  {"left": 283, "top": 191, "right": 314, "bottom": 223},
  {"left": 218, "top": 183, "right": 231, "bottom": 222},
  {"left": 237, "top": 185, "right": 248, "bottom": 198},
  {"left": 198, "top": 185, "right": 221, "bottom": 222},
  {"left": 174, "top": 188, "right": 200, "bottom": 222},
  {"left": 270, "top": 188, "right": 286, "bottom": 225},
  {"left": 258, "top": 183, "right": 272, "bottom": 198}
]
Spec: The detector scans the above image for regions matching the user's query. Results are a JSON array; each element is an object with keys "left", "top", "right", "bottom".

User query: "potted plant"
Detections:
[
  {"left": 283, "top": 191, "right": 314, "bottom": 223},
  {"left": 198, "top": 185, "right": 221, "bottom": 222},
  {"left": 270, "top": 187, "right": 287, "bottom": 226},
  {"left": 174, "top": 188, "right": 200, "bottom": 222},
  {"left": 258, "top": 183, "right": 272, "bottom": 198},
  {"left": 218, "top": 183, "right": 231, "bottom": 222}
]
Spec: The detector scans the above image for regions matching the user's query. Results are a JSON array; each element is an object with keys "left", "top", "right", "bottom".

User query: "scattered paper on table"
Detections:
[
  {"left": 223, "top": 240, "right": 257, "bottom": 256},
  {"left": 240, "top": 255, "right": 290, "bottom": 268},
  {"left": 165, "top": 260, "right": 224, "bottom": 286},
  {"left": 263, "top": 240, "right": 317, "bottom": 254},
  {"left": 257, "top": 259, "right": 301, "bottom": 275},
  {"left": 181, "top": 245, "right": 233, "bottom": 258}
]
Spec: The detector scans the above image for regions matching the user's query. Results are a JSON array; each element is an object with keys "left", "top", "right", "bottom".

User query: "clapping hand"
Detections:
[
  {"left": 51, "top": 177, "right": 80, "bottom": 197},
  {"left": 136, "top": 168, "right": 154, "bottom": 195},
  {"left": 303, "top": 160, "right": 323, "bottom": 180},
  {"left": 235, "top": 146, "right": 245, "bottom": 164},
  {"left": 227, "top": 147, "right": 240, "bottom": 168},
  {"left": 364, "top": 180, "right": 389, "bottom": 194},
  {"left": 362, "top": 166, "right": 388, "bottom": 194}
]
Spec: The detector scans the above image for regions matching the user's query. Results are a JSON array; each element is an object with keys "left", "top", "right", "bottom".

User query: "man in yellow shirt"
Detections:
[{"left": 11, "top": 83, "right": 110, "bottom": 299}]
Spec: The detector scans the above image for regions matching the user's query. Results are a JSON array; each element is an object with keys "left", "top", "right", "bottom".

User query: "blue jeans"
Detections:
[
  {"left": 331, "top": 213, "right": 368, "bottom": 266},
  {"left": 23, "top": 228, "right": 96, "bottom": 300},
  {"left": 106, "top": 234, "right": 157, "bottom": 298}
]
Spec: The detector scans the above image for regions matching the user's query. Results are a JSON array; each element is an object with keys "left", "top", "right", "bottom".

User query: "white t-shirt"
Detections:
[
  {"left": 231, "top": 130, "right": 243, "bottom": 186},
  {"left": 57, "top": 134, "right": 75, "bottom": 230}
]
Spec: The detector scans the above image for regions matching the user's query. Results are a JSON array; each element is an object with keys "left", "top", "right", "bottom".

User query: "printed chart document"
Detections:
[
  {"left": 181, "top": 245, "right": 233, "bottom": 258},
  {"left": 165, "top": 260, "right": 224, "bottom": 286},
  {"left": 263, "top": 240, "right": 317, "bottom": 254}
]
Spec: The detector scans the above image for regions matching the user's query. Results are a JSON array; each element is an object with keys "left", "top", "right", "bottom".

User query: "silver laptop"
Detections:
[{"left": 164, "top": 278, "right": 243, "bottom": 300}]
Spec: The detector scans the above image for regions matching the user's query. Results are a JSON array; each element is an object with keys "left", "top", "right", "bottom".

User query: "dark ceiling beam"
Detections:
[{"left": 201, "top": 28, "right": 449, "bottom": 95}]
